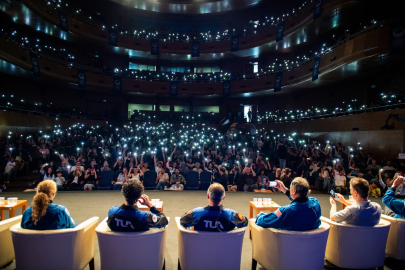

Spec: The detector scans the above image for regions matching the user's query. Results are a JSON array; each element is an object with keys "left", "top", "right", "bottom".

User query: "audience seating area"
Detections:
[{"left": 1, "top": 214, "right": 405, "bottom": 269}]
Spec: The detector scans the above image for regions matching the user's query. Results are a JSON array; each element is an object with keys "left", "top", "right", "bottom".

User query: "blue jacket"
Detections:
[
  {"left": 107, "top": 204, "right": 168, "bottom": 232},
  {"left": 21, "top": 202, "right": 77, "bottom": 230},
  {"left": 256, "top": 191, "right": 321, "bottom": 231},
  {"left": 383, "top": 188, "right": 405, "bottom": 219},
  {"left": 180, "top": 205, "right": 248, "bottom": 232}
]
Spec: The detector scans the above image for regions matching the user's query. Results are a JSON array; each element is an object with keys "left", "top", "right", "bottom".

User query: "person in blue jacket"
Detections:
[
  {"left": 180, "top": 183, "right": 248, "bottom": 231},
  {"left": 107, "top": 179, "right": 168, "bottom": 231},
  {"left": 21, "top": 180, "right": 77, "bottom": 230},
  {"left": 255, "top": 177, "right": 321, "bottom": 231},
  {"left": 383, "top": 176, "right": 405, "bottom": 219}
]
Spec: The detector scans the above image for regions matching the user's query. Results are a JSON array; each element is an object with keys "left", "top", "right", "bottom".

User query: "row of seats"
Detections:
[
  {"left": 1, "top": 215, "right": 404, "bottom": 270},
  {"left": 97, "top": 170, "right": 214, "bottom": 190}
]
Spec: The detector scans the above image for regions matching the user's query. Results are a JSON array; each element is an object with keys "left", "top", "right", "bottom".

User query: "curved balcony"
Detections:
[
  {"left": 0, "top": 25, "right": 389, "bottom": 97},
  {"left": 22, "top": 0, "right": 357, "bottom": 56}
]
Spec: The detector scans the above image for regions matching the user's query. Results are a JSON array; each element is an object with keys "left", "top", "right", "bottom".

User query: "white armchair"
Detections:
[
  {"left": 10, "top": 216, "right": 99, "bottom": 270},
  {"left": 0, "top": 215, "right": 22, "bottom": 268},
  {"left": 380, "top": 214, "right": 405, "bottom": 260},
  {"left": 175, "top": 216, "right": 246, "bottom": 270},
  {"left": 250, "top": 218, "right": 330, "bottom": 270},
  {"left": 320, "top": 216, "right": 390, "bottom": 269},
  {"left": 95, "top": 217, "right": 169, "bottom": 270}
]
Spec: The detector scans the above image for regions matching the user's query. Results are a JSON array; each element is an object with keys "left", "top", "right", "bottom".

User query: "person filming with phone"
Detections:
[
  {"left": 382, "top": 175, "right": 405, "bottom": 219},
  {"left": 107, "top": 179, "right": 168, "bottom": 231},
  {"left": 255, "top": 177, "right": 321, "bottom": 231},
  {"left": 329, "top": 178, "right": 381, "bottom": 226}
]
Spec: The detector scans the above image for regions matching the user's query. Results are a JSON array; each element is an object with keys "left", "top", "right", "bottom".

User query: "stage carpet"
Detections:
[{"left": 2, "top": 190, "right": 404, "bottom": 270}]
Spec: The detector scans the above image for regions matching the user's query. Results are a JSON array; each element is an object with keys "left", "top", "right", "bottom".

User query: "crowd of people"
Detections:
[
  {"left": 44, "top": 0, "right": 312, "bottom": 42},
  {"left": 1, "top": 122, "right": 404, "bottom": 200}
]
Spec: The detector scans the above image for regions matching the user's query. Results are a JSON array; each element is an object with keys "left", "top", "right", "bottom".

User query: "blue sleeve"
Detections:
[
  {"left": 59, "top": 207, "right": 77, "bottom": 228},
  {"left": 255, "top": 207, "right": 285, "bottom": 229},
  {"left": 383, "top": 189, "right": 405, "bottom": 216}
]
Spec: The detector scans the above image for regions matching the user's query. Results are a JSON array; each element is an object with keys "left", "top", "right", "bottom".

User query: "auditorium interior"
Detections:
[{"left": 1, "top": 0, "right": 405, "bottom": 269}]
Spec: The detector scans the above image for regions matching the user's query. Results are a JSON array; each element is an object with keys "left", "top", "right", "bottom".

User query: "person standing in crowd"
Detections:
[
  {"left": 330, "top": 178, "right": 381, "bottom": 226},
  {"left": 255, "top": 178, "right": 321, "bottom": 231},
  {"left": 180, "top": 183, "right": 248, "bottom": 231},
  {"left": 107, "top": 180, "right": 168, "bottom": 231},
  {"left": 21, "top": 180, "right": 77, "bottom": 229},
  {"left": 277, "top": 141, "right": 287, "bottom": 169}
]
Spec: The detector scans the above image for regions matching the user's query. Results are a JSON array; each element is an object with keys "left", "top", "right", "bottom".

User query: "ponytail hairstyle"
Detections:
[
  {"left": 280, "top": 168, "right": 292, "bottom": 183},
  {"left": 31, "top": 180, "right": 57, "bottom": 225}
]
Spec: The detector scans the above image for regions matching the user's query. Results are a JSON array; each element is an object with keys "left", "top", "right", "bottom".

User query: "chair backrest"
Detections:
[
  {"left": 320, "top": 216, "right": 390, "bottom": 269},
  {"left": 250, "top": 219, "right": 330, "bottom": 270},
  {"left": 186, "top": 171, "right": 199, "bottom": 187},
  {"left": 0, "top": 215, "right": 22, "bottom": 268},
  {"left": 96, "top": 217, "right": 169, "bottom": 270},
  {"left": 143, "top": 170, "right": 157, "bottom": 187},
  {"left": 200, "top": 171, "right": 212, "bottom": 183},
  {"left": 11, "top": 217, "right": 99, "bottom": 270},
  {"left": 175, "top": 217, "right": 245, "bottom": 270},
  {"left": 100, "top": 171, "right": 114, "bottom": 187},
  {"left": 113, "top": 170, "right": 122, "bottom": 181},
  {"left": 381, "top": 214, "right": 405, "bottom": 260}
]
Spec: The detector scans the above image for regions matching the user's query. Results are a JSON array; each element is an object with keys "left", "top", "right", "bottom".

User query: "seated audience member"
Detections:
[
  {"left": 333, "top": 162, "right": 347, "bottom": 194},
  {"left": 212, "top": 167, "right": 228, "bottom": 188},
  {"left": 369, "top": 181, "right": 381, "bottom": 197},
  {"left": 180, "top": 183, "right": 248, "bottom": 231},
  {"left": 69, "top": 166, "right": 83, "bottom": 191},
  {"left": 278, "top": 168, "right": 292, "bottom": 188},
  {"left": 128, "top": 166, "right": 143, "bottom": 180},
  {"left": 154, "top": 156, "right": 164, "bottom": 174},
  {"left": 170, "top": 168, "right": 185, "bottom": 190},
  {"left": 242, "top": 166, "right": 257, "bottom": 191},
  {"left": 113, "top": 167, "right": 128, "bottom": 190},
  {"left": 257, "top": 168, "right": 269, "bottom": 189},
  {"left": 113, "top": 158, "right": 125, "bottom": 172},
  {"left": 330, "top": 178, "right": 381, "bottom": 226},
  {"left": 55, "top": 171, "right": 67, "bottom": 191},
  {"left": 41, "top": 165, "right": 56, "bottom": 181},
  {"left": 3, "top": 157, "right": 15, "bottom": 183},
  {"left": 155, "top": 167, "right": 170, "bottom": 190},
  {"left": 83, "top": 168, "right": 98, "bottom": 190},
  {"left": 21, "top": 180, "right": 77, "bottom": 229},
  {"left": 368, "top": 160, "right": 382, "bottom": 174},
  {"left": 382, "top": 160, "right": 395, "bottom": 173},
  {"left": 382, "top": 176, "right": 405, "bottom": 219},
  {"left": 107, "top": 180, "right": 168, "bottom": 231},
  {"left": 255, "top": 178, "right": 321, "bottom": 231},
  {"left": 71, "top": 161, "right": 84, "bottom": 172},
  {"left": 230, "top": 166, "right": 243, "bottom": 191},
  {"left": 193, "top": 162, "right": 203, "bottom": 174}
]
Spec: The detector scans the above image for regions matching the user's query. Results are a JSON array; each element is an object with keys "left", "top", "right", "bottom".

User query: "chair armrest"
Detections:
[
  {"left": 320, "top": 216, "right": 337, "bottom": 226},
  {"left": 0, "top": 215, "right": 22, "bottom": 233},
  {"left": 76, "top": 217, "right": 99, "bottom": 233},
  {"left": 175, "top": 217, "right": 186, "bottom": 232},
  {"left": 380, "top": 214, "right": 396, "bottom": 222}
]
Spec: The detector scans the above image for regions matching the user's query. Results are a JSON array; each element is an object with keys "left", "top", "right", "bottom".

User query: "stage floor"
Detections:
[{"left": 2, "top": 190, "right": 404, "bottom": 270}]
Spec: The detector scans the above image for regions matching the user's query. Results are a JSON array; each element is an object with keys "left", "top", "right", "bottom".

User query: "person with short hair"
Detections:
[
  {"left": 330, "top": 178, "right": 381, "bottom": 226},
  {"left": 333, "top": 162, "right": 347, "bottom": 194},
  {"left": 55, "top": 171, "right": 67, "bottom": 191},
  {"left": 369, "top": 180, "right": 381, "bottom": 197},
  {"left": 107, "top": 179, "right": 168, "bottom": 231},
  {"left": 242, "top": 166, "right": 257, "bottom": 191},
  {"left": 212, "top": 166, "right": 228, "bottom": 188},
  {"left": 255, "top": 177, "right": 321, "bottom": 231},
  {"left": 170, "top": 168, "right": 185, "bottom": 190},
  {"left": 180, "top": 183, "right": 248, "bottom": 231},
  {"left": 382, "top": 175, "right": 405, "bottom": 219},
  {"left": 21, "top": 180, "right": 77, "bottom": 230},
  {"left": 155, "top": 167, "right": 170, "bottom": 190}
]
